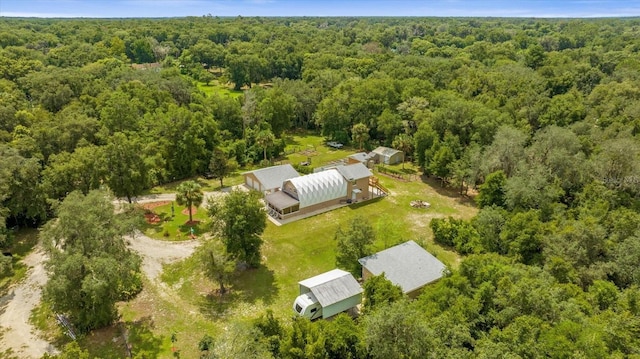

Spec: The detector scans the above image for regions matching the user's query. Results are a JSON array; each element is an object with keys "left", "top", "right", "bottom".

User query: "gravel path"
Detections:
[
  {"left": 0, "top": 248, "right": 57, "bottom": 358},
  {"left": 127, "top": 231, "right": 200, "bottom": 282}
]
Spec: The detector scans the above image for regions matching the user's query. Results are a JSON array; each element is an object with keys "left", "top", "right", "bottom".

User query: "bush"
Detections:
[{"left": 0, "top": 254, "right": 13, "bottom": 277}]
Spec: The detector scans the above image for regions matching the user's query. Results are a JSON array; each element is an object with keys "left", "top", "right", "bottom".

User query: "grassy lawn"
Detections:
[
  {"left": 196, "top": 80, "right": 243, "bottom": 99},
  {"left": 280, "top": 133, "right": 354, "bottom": 168},
  {"left": 114, "top": 167, "right": 477, "bottom": 357},
  {"left": 143, "top": 203, "right": 209, "bottom": 241}
]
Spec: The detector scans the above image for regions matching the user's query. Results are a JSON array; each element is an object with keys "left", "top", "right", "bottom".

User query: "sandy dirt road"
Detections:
[{"left": 0, "top": 248, "right": 57, "bottom": 358}]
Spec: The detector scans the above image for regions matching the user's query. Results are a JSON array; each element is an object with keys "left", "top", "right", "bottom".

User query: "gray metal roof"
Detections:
[
  {"left": 348, "top": 152, "right": 375, "bottom": 163},
  {"left": 299, "top": 269, "right": 363, "bottom": 307},
  {"left": 335, "top": 163, "right": 373, "bottom": 181},
  {"left": 265, "top": 191, "right": 299, "bottom": 210},
  {"left": 358, "top": 241, "right": 446, "bottom": 293},
  {"left": 244, "top": 164, "right": 299, "bottom": 191},
  {"left": 372, "top": 146, "right": 402, "bottom": 157}
]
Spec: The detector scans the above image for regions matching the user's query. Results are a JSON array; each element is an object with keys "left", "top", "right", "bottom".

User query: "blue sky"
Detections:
[{"left": 1, "top": 0, "right": 640, "bottom": 18}]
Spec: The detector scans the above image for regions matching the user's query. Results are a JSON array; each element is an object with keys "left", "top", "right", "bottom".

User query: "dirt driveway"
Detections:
[
  {"left": 127, "top": 231, "right": 200, "bottom": 282},
  {"left": 0, "top": 248, "right": 57, "bottom": 358}
]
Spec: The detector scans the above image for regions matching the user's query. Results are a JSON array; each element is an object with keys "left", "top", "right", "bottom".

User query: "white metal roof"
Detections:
[
  {"left": 286, "top": 169, "right": 347, "bottom": 208},
  {"left": 298, "top": 269, "right": 363, "bottom": 307},
  {"left": 358, "top": 240, "right": 446, "bottom": 293},
  {"left": 372, "top": 146, "right": 402, "bottom": 158}
]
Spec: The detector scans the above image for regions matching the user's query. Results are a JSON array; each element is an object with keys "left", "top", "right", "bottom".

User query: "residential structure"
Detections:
[
  {"left": 264, "top": 162, "right": 373, "bottom": 220},
  {"left": 358, "top": 240, "right": 447, "bottom": 298},
  {"left": 242, "top": 164, "right": 300, "bottom": 194}
]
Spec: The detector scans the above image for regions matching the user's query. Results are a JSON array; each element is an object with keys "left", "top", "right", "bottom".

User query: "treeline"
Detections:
[{"left": 1, "top": 15, "right": 640, "bottom": 356}]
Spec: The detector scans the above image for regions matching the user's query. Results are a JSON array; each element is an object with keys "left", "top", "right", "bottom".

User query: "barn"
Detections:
[
  {"left": 371, "top": 146, "right": 404, "bottom": 165},
  {"left": 358, "top": 240, "right": 447, "bottom": 298},
  {"left": 243, "top": 164, "right": 299, "bottom": 194}
]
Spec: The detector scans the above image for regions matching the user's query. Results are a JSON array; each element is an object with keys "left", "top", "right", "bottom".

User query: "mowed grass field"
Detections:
[
  {"left": 66, "top": 133, "right": 478, "bottom": 358},
  {"left": 113, "top": 157, "right": 477, "bottom": 358}
]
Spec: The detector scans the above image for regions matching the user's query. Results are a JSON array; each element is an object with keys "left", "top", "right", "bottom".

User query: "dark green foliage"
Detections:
[
  {"left": 362, "top": 273, "right": 404, "bottom": 313},
  {"left": 209, "top": 189, "right": 266, "bottom": 268},
  {"left": 334, "top": 217, "right": 375, "bottom": 277},
  {"left": 41, "top": 190, "right": 142, "bottom": 333},
  {"left": 476, "top": 170, "right": 506, "bottom": 208},
  {"left": 430, "top": 216, "right": 481, "bottom": 254}
]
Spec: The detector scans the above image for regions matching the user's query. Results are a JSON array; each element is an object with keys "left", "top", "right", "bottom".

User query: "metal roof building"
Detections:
[
  {"left": 298, "top": 269, "right": 363, "bottom": 319},
  {"left": 284, "top": 169, "right": 347, "bottom": 208},
  {"left": 371, "top": 146, "right": 404, "bottom": 165},
  {"left": 243, "top": 164, "right": 300, "bottom": 193},
  {"left": 358, "top": 240, "right": 446, "bottom": 297}
]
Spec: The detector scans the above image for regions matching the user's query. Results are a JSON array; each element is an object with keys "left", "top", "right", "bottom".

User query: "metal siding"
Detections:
[{"left": 322, "top": 293, "right": 362, "bottom": 318}]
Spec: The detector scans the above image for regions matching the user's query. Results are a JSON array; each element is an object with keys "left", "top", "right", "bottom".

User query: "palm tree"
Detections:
[
  {"left": 392, "top": 133, "right": 414, "bottom": 169},
  {"left": 255, "top": 129, "right": 276, "bottom": 162},
  {"left": 351, "top": 123, "right": 370, "bottom": 150},
  {"left": 175, "top": 180, "right": 204, "bottom": 223}
]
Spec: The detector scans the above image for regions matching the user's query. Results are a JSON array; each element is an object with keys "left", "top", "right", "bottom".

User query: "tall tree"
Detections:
[
  {"left": 208, "top": 148, "right": 235, "bottom": 189},
  {"left": 335, "top": 216, "right": 375, "bottom": 276},
  {"left": 199, "top": 240, "right": 235, "bottom": 295},
  {"left": 255, "top": 129, "right": 276, "bottom": 163},
  {"left": 105, "top": 132, "right": 148, "bottom": 203},
  {"left": 41, "top": 190, "right": 142, "bottom": 332},
  {"left": 476, "top": 170, "right": 507, "bottom": 208},
  {"left": 208, "top": 189, "right": 266, "bottom": 268},
  {"left": 351, "top": 123, "right": 370, "bottom": 150},
  {"left": 391, "top": 133, "right": 413, "bottom": 169},
  {"left": 175, "top": 180, "right": 204, "bottom": 223}
]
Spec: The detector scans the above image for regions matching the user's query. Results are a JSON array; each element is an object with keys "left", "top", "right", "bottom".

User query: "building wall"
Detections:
[
  {"left": 389, "top": 152, "right": 404, "bottom": 165},
  {"left": 323, "top": 293, "right": 362, "bottom": 319},
  {"left": 362, "top": 267, "right": 373, "bottom": 281},
  {"left": 243, "top": 173, "right": 262, "bottom": 191}
]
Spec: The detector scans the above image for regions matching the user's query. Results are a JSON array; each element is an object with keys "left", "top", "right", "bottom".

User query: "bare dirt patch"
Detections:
[
  {"left": 140, "top": 201, "right": 171, "bottom": 211},
  {"left": 180, "top": 206, "right": 198, "bottom": 216}
]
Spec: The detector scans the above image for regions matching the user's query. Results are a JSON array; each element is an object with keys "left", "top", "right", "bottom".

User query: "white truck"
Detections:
[{"left": 293, "top": 269, "right": 362, "bottom": 320}]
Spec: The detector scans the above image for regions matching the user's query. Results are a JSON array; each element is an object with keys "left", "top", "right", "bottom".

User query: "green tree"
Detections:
[
  {"left": 208, "top": 189, "right": 266, "bottom": 268},
  {"left": 391, "top": 133, "right": 413, "bottom": 169},
  {"left": 199, "top": 240, "right": 235, "bottom": 295},
  {"left": 351, "top": 123, "right": 370, "bottom": 150},
  {"left": 175, "top": 181, "right": 204, "bottom": 223},
  {"left": 208, "top": 148, "right": 235, "bottom": 188},
  {"left": 362, "top": 273, "right": 404, "bottom": 313},
  {"left": 105, "top": 132, "right": 148, "bottom": 203},
  {"left": 364, "top": 300, "right": 434, "bottom": 359},
  {"left": 476, "top": 170, "right": 507, "bottom": 208},
  {"left": 335, "top": 217, "right": 375, "bottom": 276},
  {"left": 255, "top": 129, "right": 276, "bottom": 163},
  {"left": 41, "top": 190, "right": 142, "bottom": 332}
]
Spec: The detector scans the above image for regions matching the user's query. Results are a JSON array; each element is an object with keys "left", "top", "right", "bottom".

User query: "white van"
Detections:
[{"left": 292, "top": 292, "right": 323, "bottom": 320}]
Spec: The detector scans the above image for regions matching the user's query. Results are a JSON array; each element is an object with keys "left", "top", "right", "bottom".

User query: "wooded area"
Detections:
[{"left": 1, "top": 15, "right": 639, "bottom": 358}]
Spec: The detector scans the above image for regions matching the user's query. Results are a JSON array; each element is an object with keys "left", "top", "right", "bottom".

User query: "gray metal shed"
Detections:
[{"left": 298, "top": 269, "right": 363, "bottom": 319}]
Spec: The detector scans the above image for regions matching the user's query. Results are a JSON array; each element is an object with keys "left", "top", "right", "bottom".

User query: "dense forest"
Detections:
[{"left": 1, "top": 15, "right": 640, "bottom": 357}]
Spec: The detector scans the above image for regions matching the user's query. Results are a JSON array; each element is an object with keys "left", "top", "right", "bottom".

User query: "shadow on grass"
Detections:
[
  {"left": 420, "top": 175, "right": 477, "bottom": 206},
  {"left": 126, "top": 317, "right": 163, "bottom": 358},
  {"left": 234, "top": 265, "right": 278, "bottom": 305},
  {"left": 198, "top": 265, "right": 278, "bottom": 319},
  {"left": 348, "top": 196, "right": 385, "bottom": 210}
]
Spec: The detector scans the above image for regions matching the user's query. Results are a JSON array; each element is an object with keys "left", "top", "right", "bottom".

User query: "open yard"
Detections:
[{"left": 113, "top": 168, "right": 477, "bottom": 358}]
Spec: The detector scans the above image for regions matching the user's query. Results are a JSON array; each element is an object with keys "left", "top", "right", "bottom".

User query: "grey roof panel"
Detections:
[
  {"left": 299, "top": 269, "right": 363, "bottom": 307},
  {"left": 244, "top": 164, "right": 300, "bottom": 191},
  {"left": 358, "top": 241, "right": 446, "bottom": 293},
  {"left": 265, "top": 191, "right": 299, "bottom": 210},
  {"left": 335, "top": 163, "right": 373, "bottom": 181},
  {"left": 372, "top": 146, "right": 402, "bottom": 157}
]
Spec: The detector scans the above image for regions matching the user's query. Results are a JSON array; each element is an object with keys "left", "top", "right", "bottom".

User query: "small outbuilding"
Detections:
[
  {"left": 347, "top": 152, "right": 376, "bottom": 168},
  {"left": 243, "top": 164, "right": 300, "bottom": 193},
  {"left": 372, "top": 146, "right": 403, "bottom": 165},
  {"left": 358, "top": 240, "right": 446, "bottom": 298},
  {"left": 297, "top": 269, "right": 363, "bottom": 319}
]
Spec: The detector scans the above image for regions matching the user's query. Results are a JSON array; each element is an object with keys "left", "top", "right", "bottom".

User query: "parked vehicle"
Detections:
[{"left": 293, "top": 269, "right": 362, "bottom": 320}]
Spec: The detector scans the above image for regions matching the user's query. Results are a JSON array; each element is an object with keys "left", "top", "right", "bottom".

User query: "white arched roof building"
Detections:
[{"left": 284, "top": 169, "right": 347, "bottom": 208}]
